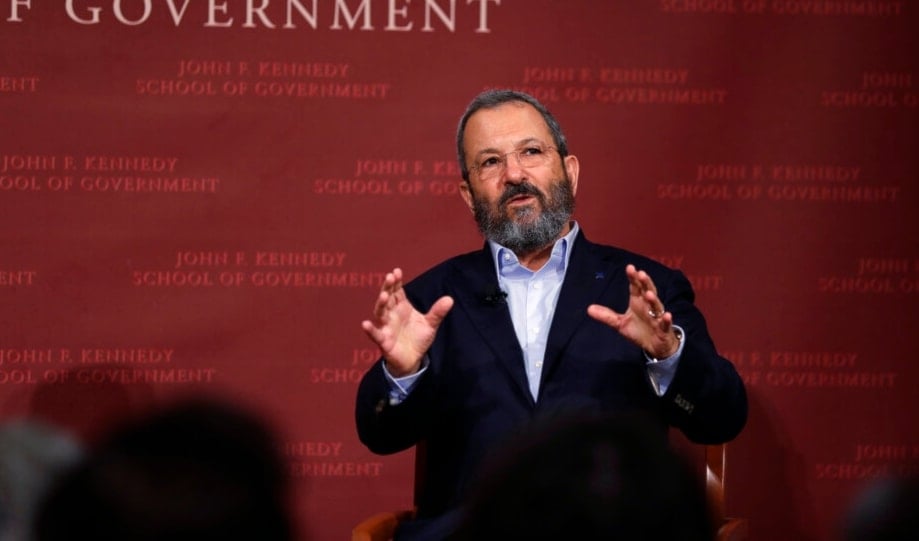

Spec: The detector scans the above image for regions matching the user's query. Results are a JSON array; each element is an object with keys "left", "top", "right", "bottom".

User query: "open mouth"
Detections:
[{"left": 505, "top": 194, "right": 535, "bottom": 205}]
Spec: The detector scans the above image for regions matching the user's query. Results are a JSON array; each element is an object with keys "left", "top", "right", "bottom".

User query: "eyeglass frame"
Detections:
[{"left": 468, "top": 143, "right": 558, "bottom": 181}]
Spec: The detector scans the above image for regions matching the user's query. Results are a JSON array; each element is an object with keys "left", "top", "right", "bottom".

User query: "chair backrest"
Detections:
[
  {"left": 412, "top": 440, "right": 426, "bottom": 507},
  {"left": 706, "top": 443, "right": 729, "bottom": 520},
  {"left": 705, "top": 444, "right": 749, "bottom": 541}
]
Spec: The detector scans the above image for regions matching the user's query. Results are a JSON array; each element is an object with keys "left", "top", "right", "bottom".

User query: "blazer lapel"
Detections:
[
  {"left": 451, "top": 247, "right": 533, "bottom": 405},
  {"left": 541, "top": 234, "right": 622, "bottom": 385}
]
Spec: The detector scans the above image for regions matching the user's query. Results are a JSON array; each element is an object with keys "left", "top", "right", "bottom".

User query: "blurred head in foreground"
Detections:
[
  {"left": 0, "top": 421, "right": 83, "bottom": 541},
  {"left": 34, "top": 399, "right": 292, "bottom": 541},
  {"left": 452, "top": 412, "right": 714, "bottom": 541},
  {"left": 843, "top": 474, "right": 918, "bottom": 541}
]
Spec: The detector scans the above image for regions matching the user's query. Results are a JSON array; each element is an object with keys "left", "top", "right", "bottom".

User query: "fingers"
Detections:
[
  {"left": 643, "top": 289, "right": 666, "bottom": 320},
  {"left": 592, "top": 266, "right": 678, "bottom": 354},
  {"left": 381, "top": 268, "right": 403, "bottom": 300},
  {"left": 587, "top": 303, "right": 623, "bottom": 329},
  {"left": 371, "top": 268, "right": 405, "bottom": 320},
  {"left": 626, "top": 264, "right": 642, "bottom": 297},
  {"left": 426, "top": 296, "right": 454, "bottom": 327},
  {"left": 370, "top": 289, "right": 389, "bottom": 320},
  {"left": 360, "top": 318, "right": 388, "bottom": 351},
  {"left": 651, "top": 311, "right": 674, "bottom": 333},
  {"left": 627, "top": 264, "right": 666, "bottom": 320},
  {"left": 363, "top": 271, "right": 453, "bottom": 349},
  {"left": 626, "top": 264, "right": 658, "bottom": 296}
]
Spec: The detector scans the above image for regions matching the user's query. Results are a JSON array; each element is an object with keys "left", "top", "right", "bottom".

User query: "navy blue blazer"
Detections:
[{"left": 356, "top": 231, "right": 747, "bottom": 527}]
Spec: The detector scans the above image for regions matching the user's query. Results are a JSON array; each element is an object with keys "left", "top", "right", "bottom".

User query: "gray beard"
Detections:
[{"left": 471, "top": 175, "right": 575, "bottom": 255}]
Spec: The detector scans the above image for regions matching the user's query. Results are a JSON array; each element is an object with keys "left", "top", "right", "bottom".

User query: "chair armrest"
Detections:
[
  {"left": 717, "top": 517, "right": 749, "bottom": 541},
  {"left": 351, "top": 509, "right": 416, "bottom": 541}
]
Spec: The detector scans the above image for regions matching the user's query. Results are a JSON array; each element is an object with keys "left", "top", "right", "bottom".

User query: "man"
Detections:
[{"left": 356, "top": 89, "right": 747, "bottom": 540}]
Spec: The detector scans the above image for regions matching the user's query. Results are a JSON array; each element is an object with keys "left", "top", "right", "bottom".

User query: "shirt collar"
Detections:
[{"left": 489, "top": 221, "right": 580, "bottom": 276}]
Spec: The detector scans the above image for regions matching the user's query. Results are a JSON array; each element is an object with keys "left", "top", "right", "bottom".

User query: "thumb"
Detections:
[
  {"left": 587, "top": 304, "right": 623, "bottom": 329},
  {"left": 425, "top": 296, "right": 455, "bottom": 327}
]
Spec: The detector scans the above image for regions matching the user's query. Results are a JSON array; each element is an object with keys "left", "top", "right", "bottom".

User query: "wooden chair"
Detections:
[
  {"left": 352, "top": 442, "right": 425, "bottom": 541},
  {"left": 705, "top": 443, "right": 749, "bottom": 541},
  {"left": 353, "top": 443, "right": 747, "bottom": 541},
  {"left": 352, "top": 508, "right": 416, "bottom": 541}
]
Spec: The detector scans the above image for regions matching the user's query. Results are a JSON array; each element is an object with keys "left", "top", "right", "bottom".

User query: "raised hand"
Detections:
[
  {"left": 586, "top": 264, "right": 680, "bottom": 359},
  {"left": 361, "top": 268, "right": 454, "bottom": 376}
]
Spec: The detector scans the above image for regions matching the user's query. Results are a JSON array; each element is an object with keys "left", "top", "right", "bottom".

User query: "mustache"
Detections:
[{"left": 498, "top": 182, "right": 542, "bottom": 206}]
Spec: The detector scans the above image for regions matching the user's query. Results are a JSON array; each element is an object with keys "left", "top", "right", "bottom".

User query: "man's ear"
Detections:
[
  {"left": 565, "top": 155, "right": 580, "bottom": 196},
  {"left": 459, "top": 181, "right": 475, "bottom": 213}
]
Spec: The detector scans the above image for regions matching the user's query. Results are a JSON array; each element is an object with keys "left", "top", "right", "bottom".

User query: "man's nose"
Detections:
[{"left": 502, "top": 155, "right": 526, "bottom": 184}]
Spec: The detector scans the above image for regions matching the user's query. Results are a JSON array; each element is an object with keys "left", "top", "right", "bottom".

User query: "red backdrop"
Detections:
[{"left": 2, "top": 2, "right": 917, "bottom": 540}]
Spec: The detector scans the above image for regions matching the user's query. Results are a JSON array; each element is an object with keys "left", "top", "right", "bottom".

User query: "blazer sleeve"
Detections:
[
  {"left": 355, "top": 358, "right": 436, "bottom": 455},
  {"left": 654, "top": 268, "right": 747, "bottom": 443}
]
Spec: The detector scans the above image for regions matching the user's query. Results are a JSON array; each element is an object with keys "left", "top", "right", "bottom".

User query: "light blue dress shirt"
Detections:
[{"left": 490, "top": 224, "right": 572, "bottom": 400}]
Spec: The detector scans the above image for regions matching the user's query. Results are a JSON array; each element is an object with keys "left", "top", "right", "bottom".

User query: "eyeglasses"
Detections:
[{"left": 470, "top": 144, "right": 557, "bottom": 181}]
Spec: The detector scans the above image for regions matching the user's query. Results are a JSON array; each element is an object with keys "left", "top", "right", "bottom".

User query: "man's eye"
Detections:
[
  {"left": 480, "top": 157, "right": 500, "bottom": 168},
  {"left": 521, "top": 146, "right": 543, "bottom": 156}
]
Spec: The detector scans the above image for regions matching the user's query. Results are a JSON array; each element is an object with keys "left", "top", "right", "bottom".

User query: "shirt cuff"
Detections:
[
  {"left": 644, "top": 325, "right": 684, "bottom": 396},
  {"left": 382, "top": 356, "right": 429, "bottom": 405}
]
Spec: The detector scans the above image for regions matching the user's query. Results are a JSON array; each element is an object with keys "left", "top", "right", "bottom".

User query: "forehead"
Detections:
[{"left": 463, "top": 102, "right": 552, "bottom": 154}]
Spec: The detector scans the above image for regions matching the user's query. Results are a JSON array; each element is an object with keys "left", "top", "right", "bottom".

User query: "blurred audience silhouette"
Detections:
[
  {"left": 450, "top": 412, "right": 714, "bottom": 541},
  {"left": 843, "top": 474, "right": 918, "bottom": 541},
  {"left": 0, "top": 421, "right": 83, "bottom": 541},
  {"left": 33, "top": 399, "right": 293, "bottom": 541}
]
